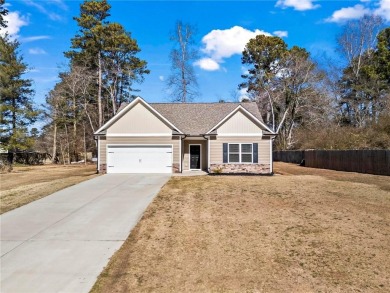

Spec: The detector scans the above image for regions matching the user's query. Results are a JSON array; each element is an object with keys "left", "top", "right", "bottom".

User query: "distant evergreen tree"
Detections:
[
  {"left": 65, "top": 0, "right": 149, "bottom": 126},
  {"left": 0, "top": 0, "right": 8, "bottom": 29},
  {"left": 0, "top": 34, "right": 38, "bottom": 151}
]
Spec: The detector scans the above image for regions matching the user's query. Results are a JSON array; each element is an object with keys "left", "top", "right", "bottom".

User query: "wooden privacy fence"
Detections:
[
  {"left": 273, "top": 150, "right": 304, "bottom": 164},
  {"left": 274, "top": 150, "right": 390, "bottom": 176}
]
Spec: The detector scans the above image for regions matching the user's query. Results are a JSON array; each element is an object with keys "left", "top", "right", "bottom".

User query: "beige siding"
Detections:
[
  {"left": 258, "top": 138, "right": 271, "bottom": 165},
  {"left": 182, "top": 140, "right": 208, "bottom": 171},
  {"left": 99, "top": 136, "right": 107, "bottom": 166},
  {"left": 106, "top": 102, "right": 172, "bottom": 135},
  {"left": 217, "top": 110, "right": 262, "bottom": 135},
  {"left": 99, "top": 136, "right": 180, "bottom": 166},
  {"left": 210, "top": 136, "right": 270, "bottom": 165}
]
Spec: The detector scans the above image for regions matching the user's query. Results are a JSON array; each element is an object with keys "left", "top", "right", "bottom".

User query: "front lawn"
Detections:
[
  {"left": 91, "top": 162, "right": 390, "bottom": 292},
  {"left": 0, "top": 164, "right": 98, "bottom": 214}
]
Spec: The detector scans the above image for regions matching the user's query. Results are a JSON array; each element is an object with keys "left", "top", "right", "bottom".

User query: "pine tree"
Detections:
[
  {"left": 0, "top": 34, "right": 38, "bottom": 151},
  {"left": 65, "top": 0, "right": 149, "bottom": 126},
  {"left": 0, "top": 0, "right": 8, "bottom": 29}
]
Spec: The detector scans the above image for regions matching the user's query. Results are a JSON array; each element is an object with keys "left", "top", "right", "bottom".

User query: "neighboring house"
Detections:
[{"left": 94, "top": 97, "right": 277, "bottom": 174}]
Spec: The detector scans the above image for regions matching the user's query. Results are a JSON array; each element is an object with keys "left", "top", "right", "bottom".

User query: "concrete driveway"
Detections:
[{"left": 0, "top": 174, "right": 170, "bottom": 293}]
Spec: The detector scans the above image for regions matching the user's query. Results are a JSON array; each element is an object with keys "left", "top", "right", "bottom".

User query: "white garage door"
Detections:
[{"left": 107, "top": 145, "right": 172, "bottom": 174}]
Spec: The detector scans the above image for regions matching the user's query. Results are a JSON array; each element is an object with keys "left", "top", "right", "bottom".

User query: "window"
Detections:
[
  {"left": 228, "top": 143, "right": 253, "bottom": 163},
  {"left": 229, "top": 144, "right": 240, "bottom": 163},
  {"left": 241, "top": 144, "right": 252, "bottom": 163}
]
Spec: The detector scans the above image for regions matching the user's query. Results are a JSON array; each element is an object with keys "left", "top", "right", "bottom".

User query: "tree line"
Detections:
[
  {"left": 1, "top": 0, "right": 389, "bottom": 166},
  {"left": 240, "top": 15, "right": 389, "bottom": 150}
]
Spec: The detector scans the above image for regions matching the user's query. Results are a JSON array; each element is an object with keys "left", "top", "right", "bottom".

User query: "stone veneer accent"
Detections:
[
  {"left": 172, "top": 163, "right": 180, "bottom": 173},
  {"left": 209, "top": 163, "right": 271, "bottom": 174},
  {"left": 99, "top": 164, "right": 107, "bottom": 174}
]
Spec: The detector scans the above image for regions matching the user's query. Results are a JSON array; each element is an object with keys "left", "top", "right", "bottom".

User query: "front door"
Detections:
[{"left": 189, "top": 145, "right": 201, "bottom": 170}]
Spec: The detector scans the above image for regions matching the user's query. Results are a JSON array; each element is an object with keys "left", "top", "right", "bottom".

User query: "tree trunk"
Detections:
[
  {"left": 64, "top": 124, "right": 71, "bottom": 164},
  {"left": 83, "top": 122, "right": 87, "bottom": 165},
  {"left": 73, "top": 95, "right": 77, "bottom": 162},
  {"left": 98, "top": 52, "right": 103, "bottom": 127},
  {"left": 52, "top": 122, "right": 57, "bottom": 163}
]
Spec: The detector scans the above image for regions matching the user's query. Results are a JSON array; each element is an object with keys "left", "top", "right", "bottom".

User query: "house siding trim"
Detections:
[
  {"left": 97, "top": 137, "right": 100, "bottom": 172},
  {"left": 217, "top": 133, "right": 263, "bottom": 136},
  {"left": 207, "top": 138, "right": 211, "bottom": 170},
  {"left": 106, "top": 133, "right": 173, "bottom": 137}
]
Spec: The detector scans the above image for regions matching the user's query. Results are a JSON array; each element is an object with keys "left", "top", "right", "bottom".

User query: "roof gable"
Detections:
[
  {"left": 206, "top": 105, "right": 275, "bottom": 134},
  {"left": 94, "top": 97, "right": 183, "bottom": 135},
  {"left": 106, "top": 102, "right": 172, "bottom": 135},
  {"left": 216, "top": 108, "right": 263, "bottom": 134}
]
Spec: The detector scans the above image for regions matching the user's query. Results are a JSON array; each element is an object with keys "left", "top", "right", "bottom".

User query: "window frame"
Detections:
[{"left": 227, "top": 143, "right": 254, "bottom": 164}]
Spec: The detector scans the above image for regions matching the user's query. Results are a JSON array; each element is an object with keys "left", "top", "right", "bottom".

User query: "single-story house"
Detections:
[{"left": 94, "top": 97, "right": 276, "bottom": 174}]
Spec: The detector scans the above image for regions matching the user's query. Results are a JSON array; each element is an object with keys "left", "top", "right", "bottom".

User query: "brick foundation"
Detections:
[
  {"left": 209, "top": 164, "right": 271, "bottom": 174},
  {"left": 99, "top": 164, "right": 107, "bottom": 174},
  {"left": 172, "top": 163, "right": 180, "bottom": 173}
]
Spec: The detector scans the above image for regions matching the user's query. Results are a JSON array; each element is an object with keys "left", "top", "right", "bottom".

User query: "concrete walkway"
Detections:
[{"left": 0, "top": 174, "right": 170, "bottom": 293}]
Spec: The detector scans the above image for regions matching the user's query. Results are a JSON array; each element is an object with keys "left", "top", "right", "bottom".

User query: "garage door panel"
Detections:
[{"left": 107, "top": 145, "right": 172, "bottom": 174}]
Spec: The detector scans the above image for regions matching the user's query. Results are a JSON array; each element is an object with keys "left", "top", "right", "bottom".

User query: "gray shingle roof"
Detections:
[
  {"left": 151, "top": 102, "right": 264, "bottom": 135},
  {"left": 117, "top": 101, "right": 265, "bottom": 135}
]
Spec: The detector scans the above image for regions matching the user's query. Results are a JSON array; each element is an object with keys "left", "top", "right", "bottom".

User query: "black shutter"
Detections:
[
  {"left": 253, "top": 143, "right": 258, "bottom": 163},
  {"left": 223, "top": 143, "right": 228, "bottom": 163}
]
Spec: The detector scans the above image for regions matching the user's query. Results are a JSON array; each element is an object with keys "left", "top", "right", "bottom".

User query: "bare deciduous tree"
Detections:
[
  {"left": 167, "top": 21, "right": 199, "bottom": 102},
  {"left": 337, "top": 15, "right": 385, "bottom": 127},
  {"left": 337, "top": 15, "right": 383, "bottom": 78}
]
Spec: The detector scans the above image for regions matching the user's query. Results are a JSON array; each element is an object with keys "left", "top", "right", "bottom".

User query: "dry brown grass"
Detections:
[
  {"left": 0, "top": 164, "right": 98, "bottom": 214},
  {"left": 91, "top": 162, "right": 390, "bottom": 293}
]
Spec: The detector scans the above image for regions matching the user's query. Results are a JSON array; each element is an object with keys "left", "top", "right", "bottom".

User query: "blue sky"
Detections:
[{"left": 2, "top": 0, "right": 390, "bottom": 107}]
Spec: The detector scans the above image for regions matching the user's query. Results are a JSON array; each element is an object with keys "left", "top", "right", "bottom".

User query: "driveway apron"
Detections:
[{"left": 0, "top": 174, "right": 170, "bottom": 293}]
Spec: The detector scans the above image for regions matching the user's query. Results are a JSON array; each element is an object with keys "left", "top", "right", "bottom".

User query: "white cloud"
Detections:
[
  {"left": 195, "top": 26, "right": 271, "bottom": 71},
  {"left": 276, "top": 0, "right": 320, "bottom": 11},
  {"left": 201, "top": 26, "right": 271, "bottom": 61},
  {"left": 194, "top": 58, "right": 220, "bottom": 71},
  {"left": 375, "top": 0, "right": 390, "bottom": 21},
  {"left": 0, "top": 11, "right": 28, "bottom": 37},
  {"left": 239, "top": 88, "right": 250, "bottom": 101},
  {"left": 273, "top": 30, "right": 288, "bottom": 38},
  {"left": 28, "top": 48, "right": 47, "bottom": 55},
  {"left": 326, "top": 4, "right": 371, "bottom": 22},
  {"left": 20, "top": 36, "right": 51, "bottom": 43},
  {"left": 159, "top": 75, "right": 165, "bottom": 81},
  {"left": 241, "top": 66, "right": 249, "bottom": 75},
  {"left": 24, "top": 0, "right": 63, "bottom": 21},
  {"left": 326, "top": 0, "right": 390, "bottom": 23}
]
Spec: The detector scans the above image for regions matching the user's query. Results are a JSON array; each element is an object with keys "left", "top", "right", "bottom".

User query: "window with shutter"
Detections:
[{"left": 227, "top": 143, "right": 255, "bottom": 163}]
